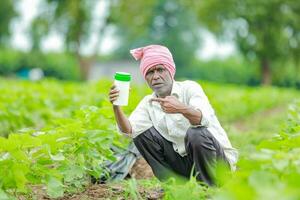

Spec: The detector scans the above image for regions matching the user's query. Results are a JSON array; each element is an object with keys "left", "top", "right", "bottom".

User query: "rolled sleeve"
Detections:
[
  {"left": 187, "top": 82, "right": 214, "bottom": 127},
  {"left": 116, "top": 96, "right": 152, "bottom": 138},
  {"left": 190, "top": 108, "right": 210, "bottom": 127},
  {"left": 115, "top": 123, "right": 132, "bottom": 138}
]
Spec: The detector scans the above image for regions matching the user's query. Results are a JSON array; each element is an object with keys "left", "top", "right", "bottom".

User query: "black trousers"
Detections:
[{"left": 133, "top": 126, "right": 227, "bottom": 185}]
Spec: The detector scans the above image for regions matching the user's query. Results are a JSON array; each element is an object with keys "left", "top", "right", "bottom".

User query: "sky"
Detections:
[{"left": 10, "top": 0, "right": 236, "bottom": 60}]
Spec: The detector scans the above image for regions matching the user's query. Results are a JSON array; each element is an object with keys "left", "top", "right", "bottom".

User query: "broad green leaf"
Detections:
[
  {"left": 0, "top": 189, "right": 10, "bottom": 200},
  {"left": 46, "top": 177, "right": 64, "bottom": 198},
  {"left": 50, "top": 153, "right": 65, "bottom": 161}
]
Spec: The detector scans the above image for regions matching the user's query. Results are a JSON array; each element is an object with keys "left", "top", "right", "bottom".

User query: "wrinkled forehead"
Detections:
[{"left": 147, "top": 64, "right": 165, "bottom": 72}]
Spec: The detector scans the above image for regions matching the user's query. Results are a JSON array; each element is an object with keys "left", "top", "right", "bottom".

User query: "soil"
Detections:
[
  {"left": 28, "top": 183, "right": 163, "bottom": 200},
  {"left": 26, "top": 158, "right": 159, "bottom": 200},
  {"left": 129, "top": 157, "right": 154, "bottom": 179}
]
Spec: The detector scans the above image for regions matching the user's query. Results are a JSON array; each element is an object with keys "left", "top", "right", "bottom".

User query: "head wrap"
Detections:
[{"left": 130, "top": 44, "right": 176, "bottom": 79}]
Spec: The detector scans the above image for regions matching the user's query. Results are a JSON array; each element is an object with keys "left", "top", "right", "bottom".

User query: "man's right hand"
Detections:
[
  {"left": 109, "top": 85, "right": 119, "bottom": 105},
  {"left": 109, "top": 84, "right": 132, "bottom": 134}
]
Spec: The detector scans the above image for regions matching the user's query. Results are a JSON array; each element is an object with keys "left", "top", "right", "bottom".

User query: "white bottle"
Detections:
[{"left": 113, "top": 72, "right": 131, "bottom": 106}]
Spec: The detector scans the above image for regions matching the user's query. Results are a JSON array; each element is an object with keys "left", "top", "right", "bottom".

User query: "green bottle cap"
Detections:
[{"left": 115, "top": 72, "right": 131, "bottom": 82}]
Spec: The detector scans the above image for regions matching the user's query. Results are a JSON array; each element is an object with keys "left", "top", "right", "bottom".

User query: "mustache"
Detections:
[{"left": 152, "top": 82, "right": 163, "bottom": 86}]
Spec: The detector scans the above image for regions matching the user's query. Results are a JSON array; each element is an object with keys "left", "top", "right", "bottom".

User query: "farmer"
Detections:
[{"left": 108, "top": 44, "right": 238, "bottom": 185}]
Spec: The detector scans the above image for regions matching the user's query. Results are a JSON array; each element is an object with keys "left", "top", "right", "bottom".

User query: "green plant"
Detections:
[{"left": 213, "top": 100, "right": 300, "bottom": 200}]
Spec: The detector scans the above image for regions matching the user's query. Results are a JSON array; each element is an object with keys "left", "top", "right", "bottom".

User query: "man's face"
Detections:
[{"left": 145, "top": 65, "right": 173, "bottom": 98}]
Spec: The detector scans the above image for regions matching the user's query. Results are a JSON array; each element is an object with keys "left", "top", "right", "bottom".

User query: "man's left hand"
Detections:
[{"left": 151, "top": 96, "right": 186, "bottom": 113}]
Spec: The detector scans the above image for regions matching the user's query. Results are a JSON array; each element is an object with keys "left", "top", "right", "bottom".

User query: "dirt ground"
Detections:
[
  {"left": 26, "top": 158, "right": 161, "bottom": 200},
  {"left": 129, "top": 157, "right": 155, "bottom": 179},
  {"left": 58, "top": 184, "right": 163, "bottom": 200}
]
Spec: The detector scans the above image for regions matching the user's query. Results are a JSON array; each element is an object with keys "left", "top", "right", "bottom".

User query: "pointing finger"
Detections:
[{"left": 150, "top": 98, "right": 166, "bottom": 103}]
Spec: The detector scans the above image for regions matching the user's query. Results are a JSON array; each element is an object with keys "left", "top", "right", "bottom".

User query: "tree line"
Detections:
[{"left": 1, "top": 0, "right": 299, "bottom": 85}]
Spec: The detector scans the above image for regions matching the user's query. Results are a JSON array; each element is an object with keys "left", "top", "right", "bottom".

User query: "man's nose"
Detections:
[{"left": 153, "top": 70, "right": 160, "bottom": 79}]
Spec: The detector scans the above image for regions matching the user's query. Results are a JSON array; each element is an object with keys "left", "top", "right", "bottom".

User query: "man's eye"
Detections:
[
  {"left": 147, "top": 71, "right": 154, "bottom": 76},
  {"left": 158, "top": 68, "right": 164, "bottom": 73}
]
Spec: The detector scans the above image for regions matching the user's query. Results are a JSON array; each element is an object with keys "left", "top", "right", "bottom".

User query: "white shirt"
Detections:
[{"left": 119, "top": 80, "right": 238, "bottom": 169}]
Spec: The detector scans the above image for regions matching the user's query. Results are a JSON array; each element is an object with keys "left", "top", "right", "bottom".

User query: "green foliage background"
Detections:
[
  {"left": 0, "top": 78, "right": 299, "bottom": 199},
  {"left": 0, "top": 49, "right": 80, "bottom": 80}
]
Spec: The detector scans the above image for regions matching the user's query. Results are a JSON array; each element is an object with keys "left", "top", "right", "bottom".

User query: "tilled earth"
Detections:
[{"left": 26, "top": 158, "right": 163, "bottom": 200}]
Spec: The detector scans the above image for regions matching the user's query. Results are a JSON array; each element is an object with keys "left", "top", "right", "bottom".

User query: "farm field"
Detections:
[{"left": 0, "top": 78, "right": 299, "bottom": 200}]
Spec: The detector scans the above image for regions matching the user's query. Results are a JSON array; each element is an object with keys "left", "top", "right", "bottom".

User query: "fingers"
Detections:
[
  {"left": 150, "top": 97, "right": 166, "bottom": 103},
  {"left": 110, "top": 92, "right": 119, "bottom": 99},
  {"left": 150, "top": 98, "right": 160, "bottom": 103},
  {"left": 109, "top": 93, "right": 119, "bottom": 103},
  {"left": 109, "top": 86, "right": 119, "bottom": 96},
  {"left": 151, "top": 96, "right": 175, "bottom": 102},
  {"left": 151, "top": 98, "right": 167, "bottom": 112},
  {"left": 110, "top": 88, "right": 119, "bottom": 95},
  {"left": 109, "top": 84, "right": 119, "bottom": 103}
]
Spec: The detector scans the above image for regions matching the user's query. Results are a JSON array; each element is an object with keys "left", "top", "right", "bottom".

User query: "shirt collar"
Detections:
[
  {"left": 150, "top": 81, "right": 180, "bottom": 100},
  {"left": 170, "top": 81, "right": 180, "bottom": 99}
]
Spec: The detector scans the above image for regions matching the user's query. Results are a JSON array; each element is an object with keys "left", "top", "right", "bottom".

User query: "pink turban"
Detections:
[{"left": 130, "top": 44, "right": 176, "bottom": 79}]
